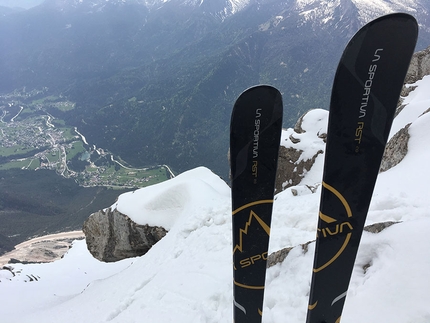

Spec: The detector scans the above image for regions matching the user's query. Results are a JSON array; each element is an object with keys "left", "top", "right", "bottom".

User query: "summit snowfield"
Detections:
[{"left": 1, "top": 74, "right": 430, "bottom": 322}]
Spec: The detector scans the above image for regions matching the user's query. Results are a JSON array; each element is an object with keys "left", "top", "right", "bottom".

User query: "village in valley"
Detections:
[{"left": 0, "top": 88, "right": 171, "bottom": 188}]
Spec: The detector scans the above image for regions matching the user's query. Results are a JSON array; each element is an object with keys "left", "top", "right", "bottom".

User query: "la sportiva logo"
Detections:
[
  {"left": 252, "top": 108, "right": 262, "bottom": 159},
  {"left": 252, "top": 108, "right": 262, "bottom": 180},
  {"left": 233, "top": 200, "right": 272, "bottom": 281},
  {"left": 354, "top": 48, "right": 383, "bottom": 152},
  {"left": 314, "top": 182, "right": 354, "bottom": 273}
]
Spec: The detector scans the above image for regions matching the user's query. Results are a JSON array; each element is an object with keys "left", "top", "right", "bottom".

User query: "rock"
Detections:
[
  {"left": 83, "top": 208, "right": 167, "bottom": 262},
  {"left": 421, "top": 107, "right": 430, "bottom": 117},
  {"left": 397, "top": 45, "right": 430, "bottom": 116},
  {"left": 275, "top": 109, "right": 327, "bottom": 192},
  {"left": 364, "top": 221, "right": 399, "bottom": 234},
  {"left": 404, "top": 46, "right": 430, "bottom": 86},
  {"left": 267, "top": 246, "right": 293, "bottom": 267},
  {"left": 380, "top": 123, "right": 411, "bottom": 172},
  {"left": 267, "top": 241, "right": 312, "bottom": 268},
  {"left": 276, "top": 146, "right": 323, "bottom": 192},
  {"left": 386, "top": 47, "right": 430, "bottom": 171}
]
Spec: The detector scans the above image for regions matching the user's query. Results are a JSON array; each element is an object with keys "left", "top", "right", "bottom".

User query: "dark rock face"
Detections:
[{"left": 83, "top": 208, "right": 167, "bottom": 262}]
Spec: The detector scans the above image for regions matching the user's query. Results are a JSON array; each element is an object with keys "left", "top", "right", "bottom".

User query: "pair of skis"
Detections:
[{"left": 230, "top": 13, "right": 418, "bottom": 323}]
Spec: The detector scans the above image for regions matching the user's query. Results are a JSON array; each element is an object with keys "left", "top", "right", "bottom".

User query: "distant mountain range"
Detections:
[{"left": 1, "top": 0, "right": 430, "bottom": 176}]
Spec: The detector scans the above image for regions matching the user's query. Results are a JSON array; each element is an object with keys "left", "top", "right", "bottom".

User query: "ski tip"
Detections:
[
  {"left": 237, "top": 84, "right": 282, "bottom": 98},
  {"left": 364, "top": 12, "right": 418, "bottom": 38},
  {"left": 231, "top": 84, "right": 283, "bottom": 120},
  {"left": 374, "top": 12, "right": 418, "bottom": 24}
]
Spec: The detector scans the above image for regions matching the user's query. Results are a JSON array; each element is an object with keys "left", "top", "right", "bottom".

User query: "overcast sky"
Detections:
[{"left": 0, "top": 0, "right": 45, "bottom": 9}]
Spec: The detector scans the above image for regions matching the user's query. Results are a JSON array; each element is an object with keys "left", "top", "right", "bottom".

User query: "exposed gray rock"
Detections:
[
  {"left": 363, "top": 221, "right": 399, "bottom": 234},
  {"left": 293, "top": 113, "right": 306, "bottom": 133},
  {"left": 397, "top": 46, "right": 430, "bottom": 117},
  {"left": 83, "top": 208, "right": 167, "bottom": 262},
  {"left": 275, "top": 146, "right": 323, "bottom": 192},
  {"left": 275, "top": 109, "right": 326, "bottom": 192},
  {"left": 267, "top": 246, "right": 293, "bottom": 267},
  {"left": 387, "top": 47, "right": 430, "bottom": 170},
  {"left": 380, "top": 123, "right": 411, "bottom": 172},
  {"left": 289, "top": 134, "right": 301, "bottom": 144},
  {"left": 404, "top": 46, "right": 430, "bottom": 86},
  {"left": 421, "top": 107, "right": 430, "bottom": 116},
  {"left": 267, "top": 241, "right": 312, "bottom": 268}
]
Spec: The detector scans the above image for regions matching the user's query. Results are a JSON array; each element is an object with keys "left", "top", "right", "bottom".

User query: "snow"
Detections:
[
  {"left": 0, "top": 240, "right": 136, "bottom": 319},
  {"left": 112, "top": 166, "right": 230, "bottom": 230},
  {"left": 295, "top": 0, "right": 422, "bottom": 26},
  {"left": 296, "top": 0, "right": 339, "bottom": 24},
  {"left": 389, "top": 75, "right": 430, "bottom": 139},
  {"left": 228, "top": 0, "right": 249, "bottom": 14},
  {"left": 1, "top": 78, "right": 430, "bottom": 322},
  {"left": 351, "top": 0, "right": 419, "bottom": 22},
  {"left": 279, "top": 108, "right": 328, "bottom": 187}
]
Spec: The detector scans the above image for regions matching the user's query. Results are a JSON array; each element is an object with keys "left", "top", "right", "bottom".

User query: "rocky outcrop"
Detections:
[
  {"left": 275, "top": 109, "right": 326, "bottom": 192},
  {"left": 276, "top": 146, "right": 323, "bottom": 192},
  {"left": 83, "top": 208, "right": 167, "bottom": 262},
  {"left": 397, "top": 46, "right": 430, "bottom": 116},
  {"left": 403, "top": 46, "right": 430, "bottom": 87},
  {"left": 383, "top": 46, "right": 430, "bottom": 172},
  {"left": 380, "top": 123, "right": 411, "bottom": 172}
]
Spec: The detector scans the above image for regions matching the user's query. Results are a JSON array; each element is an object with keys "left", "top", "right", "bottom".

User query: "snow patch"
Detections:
[
  {"left": 112, "top": 166, "right": 230, "bottom": 230},
  {"left": 390, "top": 75, "right": 430, "bottom": 139}
]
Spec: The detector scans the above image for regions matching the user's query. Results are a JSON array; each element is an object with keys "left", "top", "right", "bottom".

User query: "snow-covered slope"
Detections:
[
  {"left": 351, "top": 0, "right": 427, "bottom": 22},
  {"left": 390, "top": 75, "right": 430, "bottom": 138},
  {"left": 1, "top": 81, "right": 430, "bottom": 322}
]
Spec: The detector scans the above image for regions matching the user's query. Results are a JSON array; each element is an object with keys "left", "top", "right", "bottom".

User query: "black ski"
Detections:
[
  {"left": 306, "top": 13, "right": 418, "bottom": 323},
  {"left": 230, "top": 85, "right": 283, "bottom": 323}
]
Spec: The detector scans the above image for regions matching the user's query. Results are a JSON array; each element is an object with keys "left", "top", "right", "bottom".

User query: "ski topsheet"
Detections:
[
  {"left": 306, "top": 13, "right": 418, "bottom": 323},
  {"left": 230, "top": 85, "right": 283, "bottom": 323}
]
